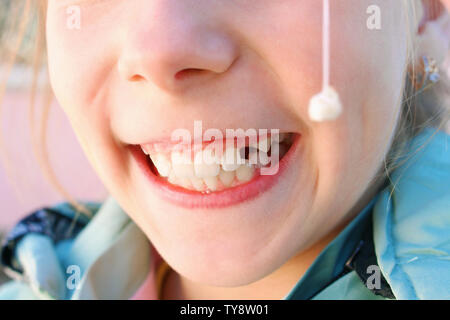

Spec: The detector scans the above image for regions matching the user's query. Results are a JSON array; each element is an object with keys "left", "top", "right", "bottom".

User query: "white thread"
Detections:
[
  {"left": 308, "top": 0, "right": 343, "bottom": 122},
  {"left": 323, "top": 0, "right": 330, "bottom": 90}
]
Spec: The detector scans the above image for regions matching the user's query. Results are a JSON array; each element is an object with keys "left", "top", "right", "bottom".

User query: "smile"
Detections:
[{"left": 130, "top": 132, "right": 301, "bottom": 209}]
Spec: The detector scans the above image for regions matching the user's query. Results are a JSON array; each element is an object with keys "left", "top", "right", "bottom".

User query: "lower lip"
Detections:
[{"left": 130, "top": 135, "right": 301, "bottom": 209}]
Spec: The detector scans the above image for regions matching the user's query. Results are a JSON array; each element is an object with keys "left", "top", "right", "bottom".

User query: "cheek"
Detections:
[
  {"left": 272, "top": 1, "right": 407, "bottom": 215},
  {"left": 237, "top": 2, "right": 323, "bottom": 121},
  {"left": 46, "top": 12, "right": 129, "bottom": 198},
  {"left": 46, "top": 6, "right": 120, "bottom": 121}
]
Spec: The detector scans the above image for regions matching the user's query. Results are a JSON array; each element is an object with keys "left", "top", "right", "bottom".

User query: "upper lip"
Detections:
[
  {"left": 114, "top": 115, "right": 303, "bottom": 146},
  {"left": 139, "top": 131, "right": 290, "bottom": 155}
]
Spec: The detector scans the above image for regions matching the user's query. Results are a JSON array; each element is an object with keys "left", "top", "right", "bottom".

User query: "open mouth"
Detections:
[
  {"left": 130, "top": 132, "right": 301, "bottom": 208},
  {"left": 141, "top": 133, "right": 296, "bottom": 192}
]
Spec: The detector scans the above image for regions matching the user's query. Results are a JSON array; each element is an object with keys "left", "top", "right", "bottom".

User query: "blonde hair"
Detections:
[
  {"left": 0, "top": 1, "right": 93, "bottom": 217},
  {"left": 0, "top": 0, "right": 449, "bottom": 217},
  {"left": 381, "top": 0, "right": 450, "bottom": 187}
]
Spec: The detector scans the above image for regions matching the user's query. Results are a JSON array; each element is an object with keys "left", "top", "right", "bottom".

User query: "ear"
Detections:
[
  {"left": 416, "top": 0, "right": 449, "bottom": 66},
  {"left": 418, "top": 0, "right": 447, "bottom": 33}
]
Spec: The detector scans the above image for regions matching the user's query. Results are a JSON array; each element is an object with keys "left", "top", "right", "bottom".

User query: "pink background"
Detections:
[{"left": 0, "top": 89, "right": 107, "bottom": 230}]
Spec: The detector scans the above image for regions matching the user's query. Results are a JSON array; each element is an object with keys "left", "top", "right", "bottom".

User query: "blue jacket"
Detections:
[{"left": 0, "top": 127, "right": 449, "bottom": 299}]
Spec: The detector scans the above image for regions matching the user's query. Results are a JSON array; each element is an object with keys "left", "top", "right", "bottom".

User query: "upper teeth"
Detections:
[
  {"left": 152, "top": 153, "right": 171, "bottom": 177},
  {"left": 171, "top": 151, "right": 195, "bottom": 178},
  {"left": 194, "top": 149, "right": 221, "bottom": 178},
  {"left": 141, "top": 134, "right": 289, "bottom": 191},
  {"left": 221, "top": 147, "right": 243, "bottom": 172},
  {"left": 250, "top": 136, "right": 271, "bottom": 152}
]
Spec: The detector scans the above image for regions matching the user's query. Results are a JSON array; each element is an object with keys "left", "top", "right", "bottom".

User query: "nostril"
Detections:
[
  {"left": 174, "top": 68, "right": 206, "bottom": 80},
  {"left": 129, "top": 74, "right": 145, "bottom": 82}
]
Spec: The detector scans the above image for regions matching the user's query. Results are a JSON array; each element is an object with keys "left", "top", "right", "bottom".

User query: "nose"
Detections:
[{"left": 117, "top": 1, "right": 239, "bottom": 93}]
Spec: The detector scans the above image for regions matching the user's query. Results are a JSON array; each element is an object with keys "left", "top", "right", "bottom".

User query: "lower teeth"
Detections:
[
  {"left": 148, "top": 134, "right": 294, "bottom": 192},
  {"left": 164, "top": 166, "right": 256, "bottom": 192}
]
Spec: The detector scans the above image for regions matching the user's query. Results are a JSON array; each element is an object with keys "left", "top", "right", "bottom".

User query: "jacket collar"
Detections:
[
  {"left": 285, "top": 128, "right": 450, "bottom": 299},
  {"left": 373, "top": 128, "right": 450, "bottom": 299}
]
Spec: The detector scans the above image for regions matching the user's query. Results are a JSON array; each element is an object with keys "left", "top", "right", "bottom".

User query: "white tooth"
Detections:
[
  {"left": 250, "top": 137, "right": 271, "bottom": 153},
  {"left": 203, "top": 176, "right": 218, "bottom": 191},
  {"left": 259, "top": 137, "right": 271, "bottom": 152},
  {"left": 168, "top": 170, "right": 192, "bottom": 189},
  {"left": 194, "top": 149, "right": 220, "bottom": 178},
  {"left": 236, "top": 164, "right": 255, "bottom": 182},
  {"left": 247, "top": 147, "right": 270, "bottom": 167},
  {"left": 178, "top": 177, "right": 192, "bottom": 189},
  {"left": 168, "top": 171, "right": 177, "bottom": 185},
  {"left": 141, "top": 145, "right": 150, "bottom": 155},
  {"left": 220, "top": 147, "right": 242, "bottom": 171},
  {"left": 219, "top": 169, "right": 235, "bottom": 187},
  {"left": 246, "top": 147, "right": 259, "bottom": 166},
  {"left": 190, "top": 176, "right": 205, "bottom": 191},
  {"left": 271, "top": 133, "right": 287, "bottom": 143},
  {"left": 171, "top": 151, "right": 195, "bottom": 178},
  {"left": 257, "top": 150, "right": 270, "bottom": 167},
  {"left": 152, "top": 153, "right": 171, "bottom": 177},
  {"left": 153, "top": 143, "right": 166, "bottom": 153}
]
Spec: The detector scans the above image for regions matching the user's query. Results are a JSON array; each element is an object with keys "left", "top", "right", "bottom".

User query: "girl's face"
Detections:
[{"left": 46, "top": 0, "right": 408, "bottom": 286}]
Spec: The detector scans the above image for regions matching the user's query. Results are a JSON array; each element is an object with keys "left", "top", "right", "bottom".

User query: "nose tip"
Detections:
[{"left": 117, "top": 26, "right": 238, "bottom": 92}]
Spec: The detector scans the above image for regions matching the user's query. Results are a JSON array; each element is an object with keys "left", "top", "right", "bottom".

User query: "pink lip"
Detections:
[{"left": 129, "top": 134, "right": 301, "bottom": 209}]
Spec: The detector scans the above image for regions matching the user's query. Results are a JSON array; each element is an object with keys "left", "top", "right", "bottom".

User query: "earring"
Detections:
[
  {"left": 409, "top": 56, "right": 441, "bottom": 92},
  {"left": 308, "top": 0, "right": 343, "bottom": 122}
]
